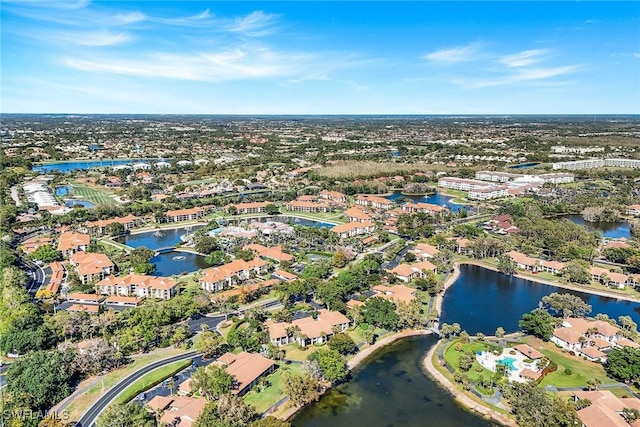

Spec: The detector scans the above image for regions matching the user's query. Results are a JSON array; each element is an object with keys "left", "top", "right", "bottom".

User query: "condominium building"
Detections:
[{"left": 437, "top": 177, "right": 493, "bottom": 191}]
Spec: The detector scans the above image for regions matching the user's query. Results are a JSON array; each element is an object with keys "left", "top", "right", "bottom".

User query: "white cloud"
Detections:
[
  {"left": 115, "top": 12, "right": 146, "bottom": 25},
  {"left": 63, "top": 48, "right": 316, "bottom": 81},
  {"left": 633, "top": 53, "right": 640, "bottom": 58},
  {"left": 225, "top": 11, "right": 280, "bottom": 37},
  {"left": 455, "top": 64, "right": 582, "bottom": 89},
  {"left": 423, "top": 42, "right": 482, "bottom": 64},
  {"left": 59, "top": 31, "right": 133, "bottom": 46},
  {"left": 499, "top": 49, "right": 549, "bottom": 68}
]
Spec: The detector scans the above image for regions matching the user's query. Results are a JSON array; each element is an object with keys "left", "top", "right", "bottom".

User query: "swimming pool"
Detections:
[{"left": 496, "top": 356, "right": 518, "bottom": 371}]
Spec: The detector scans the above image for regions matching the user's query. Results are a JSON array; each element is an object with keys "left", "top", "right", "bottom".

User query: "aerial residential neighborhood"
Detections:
[{"left": 1, "top": 1, "right": 639, "bottom": 427}]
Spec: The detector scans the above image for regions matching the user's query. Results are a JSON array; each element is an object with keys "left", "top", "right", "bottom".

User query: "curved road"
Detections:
[{"left": 76, "top": 351, "right": 198, "bottom": 427}]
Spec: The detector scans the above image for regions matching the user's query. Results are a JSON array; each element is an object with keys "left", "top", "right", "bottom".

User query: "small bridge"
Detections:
[{"left": 154, "top": 246, "right": 176, "bottom": 256}]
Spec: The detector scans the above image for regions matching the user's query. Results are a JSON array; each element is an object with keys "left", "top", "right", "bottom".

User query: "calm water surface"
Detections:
[
  {"left": 118, "top": 226, "right": 204, "bottom": 249},
  {"left": 563, "top": 214, "right": 631, "bottom": 239},
  {"left": 151, "top": 251, "right": 209, "bottom": 276},
  {"left": 292, "top": 336, "right": 495, "bottom": 427},
  {"left": 440, "top": 264, "right": 640, "bottom": 334},
  {"left": 385, "top": 191, "right": 468, "bottom": 213},
  {"left": 33, "top": 158, "right": 169, "bottom": 173},
  {"left": 295, "top": 264, "right": 640, "bottom": 426}
]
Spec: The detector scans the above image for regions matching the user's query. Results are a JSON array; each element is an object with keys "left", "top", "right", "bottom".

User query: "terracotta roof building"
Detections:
[
  {"left": 216, "top": 352, "right": 275, "bottom": 396},
  {"left": 57, "top": 231, "right": 90, "bottom": 257},
  {"left": 96, "top": 274, "right": 178, "bottom": 300}
]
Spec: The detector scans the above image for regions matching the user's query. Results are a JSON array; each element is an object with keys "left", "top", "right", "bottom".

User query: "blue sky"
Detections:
[{"left": 2, "top": 1, "right": 639, "bottom": 114}]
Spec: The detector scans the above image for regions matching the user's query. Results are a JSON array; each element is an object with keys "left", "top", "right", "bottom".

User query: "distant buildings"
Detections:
[
  {"left": 552, "top": 158, "right": 640, "bottom": 170},
  {"left": 163, "top": 207, "right": 206, "bottom": 223}
]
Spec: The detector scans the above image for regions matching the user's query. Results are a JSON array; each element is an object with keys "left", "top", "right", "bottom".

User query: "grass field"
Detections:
[
  {"left": 69, "top": 180, "right": 119, "bottom": 206},
  {"left": 114, "top": 359, "right": 192, "bottom": 405},
  {"left": 443, "top": 340, "right": 497, "bottom": 382},
  {"left": 243, "top": 363, "right": 303, "bottom": 413},
  {"left": 526, "top": 337, "right": 617, "bottom": 388}
]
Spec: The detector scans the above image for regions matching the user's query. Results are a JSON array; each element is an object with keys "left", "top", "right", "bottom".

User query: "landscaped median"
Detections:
[
  {"left": 58, "top": 347, "right": 188, "bottom": 422},
  {"left": 113, "top": 359, "right": 192, "bottom": 405}
]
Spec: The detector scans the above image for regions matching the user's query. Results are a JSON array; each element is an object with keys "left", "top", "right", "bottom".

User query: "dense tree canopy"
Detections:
[
  {"left": 96, "top": 403, "right": 155, "bottom": 427},
  {"left": 605, "top": 346, "right": 640, "bottom": 384},
  {"left": 503, "top": 382, "right": 579, "bottom": 427},
  {"left": 540, "top": 293, "right": 592, "bottom": 318},
  {"left": 362, "top": 297, "right": 399, "bottom": 330},
  {"left": 6, "top": 350, "right": 75, "bottom": 412},
  {"left": 519, "top": 308, "right": 556, "bottom": 340}
]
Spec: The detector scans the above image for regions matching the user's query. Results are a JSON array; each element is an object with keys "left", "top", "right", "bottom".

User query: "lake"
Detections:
[
  {"left": 151, "top": 251, "right": 209, "bottom": 277},
  {"left": 292, "top": 335, "right": 495, "bottom": 427},
  {"left": 117, "top": 225, "right": 205, "bottom": 250},
  {"left": 563, "top": 214, "right": 631, "bottom": 239},
  {"left": 385, "top": 191, "right": 468, "bottom": 213},
  {"left": 118, "top": 225, "right": 207, "bottom": 275},
  {"left": 440, "top": 264, "right": 640, "bottom": 334},
  {"left": 294, "top": 264, "right": 640, "bottom": 426},
  {"left": 32, "top": 158, "right": 169, "bottom": 173}
]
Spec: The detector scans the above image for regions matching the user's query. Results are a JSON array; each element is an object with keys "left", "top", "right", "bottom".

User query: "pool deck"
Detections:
[{"left": 476, "top": 348, "right": 540, "bottom": 383}]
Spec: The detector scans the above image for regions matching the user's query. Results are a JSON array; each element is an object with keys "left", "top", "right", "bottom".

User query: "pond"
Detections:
[
  {"left": 64, "top": 199, "right": 95, "bottom": 209},
  {"left": 117, "top": 225, "right": 207, "bottom": 276},
  {"left": 55, "top": 186, "right": 70, "bottom": 196},
  {"left": 117, "top": 225, "right": 205, "bottom": 250},
  {"left": 440, "top": 264, "right": 640, "bottom": 334},
  {"left": 292, "top": 335, "right": 494, "bottom": 427},
  {"left": 294, "top": 264, "right": 640, "bottom": 426},
  {"left": 562, "top": 214, "right": 631, "bottom": 239},
  {"left": 384, "top": 191, "right": 468, "bottom": 213},
  {"left": 150, "top": 251, "right": 209, "bottom": 277}
]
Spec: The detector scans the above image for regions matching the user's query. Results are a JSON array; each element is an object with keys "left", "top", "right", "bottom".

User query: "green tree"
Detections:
[
  {"left": 195, "top": 330, "right": 225, "bottom": 358},
  {"left": 560, "top": 260, "right": 591, "bottom": 284},
  {"left": 281, "top": 372, "right": 320, "bottom": 407},
  {"left": 28, "top": 245, "right": 61, "bottom": 263},
  {"left": 497, "top": 254, "right": 516, "bottom": 276},
  {"left": 265, "top": 203, "right": 280, "bottom": 215},
  {"left": 96, "top": 403, "right": 154, "bottom": 427},
  {"left": 191, "top": 365, "right": 235, "bottom": 400},
  {"left": 396, "top": 300, "right": 423, "bottom": 329},
  {"left": 502, "top": 382, "right": 579, "bottom": 427},
  {"left": 328, "top": 333, "right": 358, "bottom": 355},
  {"left": 540, "top": 293, "right": 592, "bottom": 318},
  {"left": 362, "top": 297, "right": 399, "bottom": 330},
  {"left": 307, "top": 348, "right": 348, "bottom": 383},
  {"left": 194, "top": 395, "right": 257, "bottom": 427},
  {"left": 195, "top": 236, "right": 221, "bottom": 255},
  {"left": 6, "top": 350, "right": 74, "bottom": 412},
  {"left": 206, "top": 250, "right": 230, "bottom": 267},
  {"left": 605, "top": 346, "right": 640, "bottom": 384},
  {"left": 105, "top": 222, "right": 126, "bottom": 236},
  {"left": 250, "top": 416, "right": 291, "bottom": 427},
  {"left": 518, "top": 308, "right": 556, "bottom": 340}
]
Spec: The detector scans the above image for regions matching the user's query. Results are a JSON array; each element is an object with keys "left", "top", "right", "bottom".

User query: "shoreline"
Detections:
[
  {"left": 281, "top": 329, "right": 433, "bottom": 421},
  {"left": 421, "top": 341, "right": 517, "bottom": 427},
  {"left": 436, "top": 261, "right": 640, "bottom": 318}
]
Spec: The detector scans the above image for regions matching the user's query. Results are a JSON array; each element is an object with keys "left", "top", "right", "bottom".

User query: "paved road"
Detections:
[
  {"left": 381, "top": 244, "right": 411, "bottom": 270},
  {"left": 76, "top": 351, "right": 198, "bottom": 427},
  {"left": 20, "top": 260, "right": 48, "bottom": 295}
]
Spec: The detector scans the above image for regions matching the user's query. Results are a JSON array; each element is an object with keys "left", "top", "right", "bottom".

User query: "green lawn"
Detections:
[
  {"left": 243, "top": 363, "right": 303, "bottom": 413},
  {"left": 114, "top": 359, "right": 192, "bottom": 404},
  {"left": 443, "top": 339, "right": 497, "bottom": 382},
  {"left": 526, "top": 337, "right": 616, "bottom": 388},
  {"left": 69, "top": 180, "right": 119, "bottom": 206}
]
